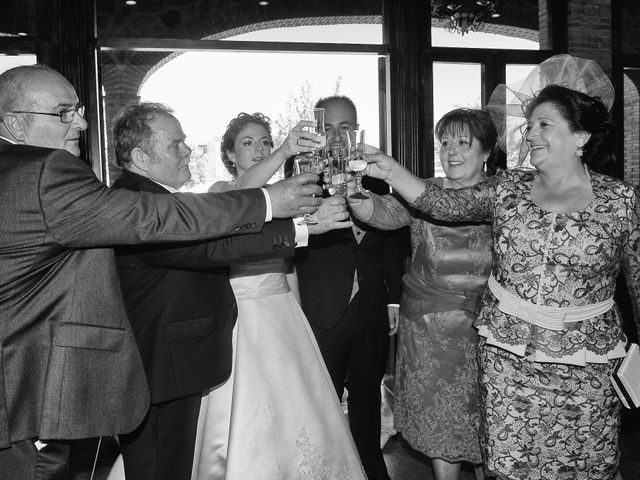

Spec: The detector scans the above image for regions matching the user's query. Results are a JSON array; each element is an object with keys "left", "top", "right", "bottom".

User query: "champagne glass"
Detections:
[
  {"left": 293, "top": 156, "right": 319, "bottom": 225},
  {"left": 326, "top": 146, "right": 349, "bottom": 197},
  {"left": 312, "top": 107, "right": 327, "bottom": 166},
  {"left": 347, "top": 129, "right": 368, "bottom": 199}
]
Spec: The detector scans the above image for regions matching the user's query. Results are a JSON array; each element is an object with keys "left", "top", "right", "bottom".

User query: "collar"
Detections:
[
  {"left": 149, "top": 178, "right": 180, "bottom": 193},
  {"left": 121, "top": 168, "right": 180, "bottom": 193}
]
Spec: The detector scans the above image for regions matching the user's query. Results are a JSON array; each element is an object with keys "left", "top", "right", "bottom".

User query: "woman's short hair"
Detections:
[
  {"left": 112, "top": 102, "right": 174, "bottom": 168},
  {"left": 524, "top": 84, "right": 615, "bottom": 173},
  {"left": 221, "top": 112, "right": 273, "bottom": 177},
  {"left": 435, "top": 108, "right": 504, "bottom": 176}
]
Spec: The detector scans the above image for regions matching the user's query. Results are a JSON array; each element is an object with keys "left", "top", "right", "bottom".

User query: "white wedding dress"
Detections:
[{"left": 191, "top": 258, "right": 365, "bottom": 480}]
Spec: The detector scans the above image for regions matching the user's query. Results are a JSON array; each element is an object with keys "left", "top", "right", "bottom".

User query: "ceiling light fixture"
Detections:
[
  {"left": 125, "top": 0, "right": 137, "bottom": 5},
  {"left": 258, "top": 1, "right": 269, "bottom": 5},
  {"left": 431, "top": 0, "right": 500, "bottom": 36}
]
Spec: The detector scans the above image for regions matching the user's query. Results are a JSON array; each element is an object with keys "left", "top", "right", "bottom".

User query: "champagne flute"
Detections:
[
  {"left": 326, "top": 146, "right": 349, "bottom": 197},
  {"left": 312, "top": 107, "right": 327, "bottom": 158},
  {"left": 293, "top": 156, "right": 319, "bottom": 225},
  {"left": 347, "top": 129, "right": 369, "bottom": 199},
  {"left": 311, "top": 108, "right": 328, "bottom": 175}
]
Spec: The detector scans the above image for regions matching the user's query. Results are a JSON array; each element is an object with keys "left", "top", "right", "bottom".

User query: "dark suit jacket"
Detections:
[
  {"left": 0, "top": 140, "right": 278, "bottom": 448},
  {"left": 295, "top": 178, "right": 407, "bottom": 331},
  {"left": 112, "top": 171, "right": 296, "bottom": 404}
]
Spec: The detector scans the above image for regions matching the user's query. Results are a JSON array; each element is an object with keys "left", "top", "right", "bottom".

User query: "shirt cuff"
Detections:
[
  {"left": 387, "top": 303, "right": 400, "bottom": 308},
  {"left": 260, "top": 187, "right": 272, "bottom": 222},
  {"left": 294, "top": 223, "right": 309, "bottom": 247}
]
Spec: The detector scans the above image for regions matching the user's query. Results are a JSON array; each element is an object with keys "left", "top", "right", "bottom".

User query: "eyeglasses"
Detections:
[{"left": 12, "top": 103, "right": 85, "bottom": 124}]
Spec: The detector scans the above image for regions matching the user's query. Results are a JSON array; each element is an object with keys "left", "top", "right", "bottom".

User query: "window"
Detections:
[
  {"left": 137, "top": 48, "right": 382, "bottom": 191},
  {"left": 0, "top": 54, "right": 37, "bottom": 74},
  {"left": 99, "top": 22, "right": 387, "bottom": 188}
]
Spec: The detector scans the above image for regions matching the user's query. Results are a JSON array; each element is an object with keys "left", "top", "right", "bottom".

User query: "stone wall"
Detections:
[
  {"left": 624, "top": 73, "right": 640, "bottom": 185},
  {"left": 567, "top": 0, "right": 612, "bottom": 74}
]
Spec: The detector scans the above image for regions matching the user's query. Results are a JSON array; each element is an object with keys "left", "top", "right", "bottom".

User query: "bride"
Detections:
[{"left": 191, "top": 112, "right": 366, "bottom": 480}]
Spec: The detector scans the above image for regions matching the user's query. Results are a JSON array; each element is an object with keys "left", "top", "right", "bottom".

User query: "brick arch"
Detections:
[{"left": 140, "top": 15, "right": 382, "bottom": 89}]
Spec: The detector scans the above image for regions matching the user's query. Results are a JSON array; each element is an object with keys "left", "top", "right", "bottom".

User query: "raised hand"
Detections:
[
  {"left": 281, "top": 120, "right": 325, "bottom": 158},
  {"left": 362, "top": 147, "right": 401, "bottom": 182},
  {"left": 361, "top": 145, "right": 426, "bottom": 204},
  {"left": 307, "top": 196, "right": 352, "bottom": 234},
  {"left": 266, "top": 174, "right": 322, "bottom": 218}
]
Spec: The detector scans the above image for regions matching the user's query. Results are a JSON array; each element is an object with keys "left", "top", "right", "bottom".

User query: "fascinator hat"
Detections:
[{"left": 486, "top": 54, "right": 615, "bottom": 167}]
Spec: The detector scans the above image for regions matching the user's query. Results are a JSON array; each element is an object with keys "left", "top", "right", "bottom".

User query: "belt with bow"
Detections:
[{"left": 488, "top": 274, "right": 613, "bottom": 331}]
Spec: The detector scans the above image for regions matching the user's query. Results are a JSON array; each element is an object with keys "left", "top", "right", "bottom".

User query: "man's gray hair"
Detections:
[{"left": 112, "top": 102, "right": 175, "bottom": 168}]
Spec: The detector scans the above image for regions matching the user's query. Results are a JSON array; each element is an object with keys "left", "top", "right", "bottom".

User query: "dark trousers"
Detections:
[
  {"left": 119, "top": 394, "right": 201, "bottom": 480},
  {"left": 311, "top": 297, "right": 390, "bottom": 479},
  {"left": 0, "top": 439, "right": 71, "bottom": 480}
]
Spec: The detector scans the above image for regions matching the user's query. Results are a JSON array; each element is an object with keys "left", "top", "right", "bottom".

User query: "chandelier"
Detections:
[{"left": 431, "top": 0, "right": 500, "bottom": 36}]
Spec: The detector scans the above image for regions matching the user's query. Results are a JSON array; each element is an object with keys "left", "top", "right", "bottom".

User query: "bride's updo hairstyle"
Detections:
[
  {"left": 524, "top": 84, "right": 615, "bottom": 174},
  {"left": 221, "top": 112, "right": 274, "bottom": 177}
]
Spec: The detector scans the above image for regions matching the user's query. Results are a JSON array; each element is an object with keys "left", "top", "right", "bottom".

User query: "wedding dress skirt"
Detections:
[{"left": 191, "top": 259, "right": 365, "bottom": 480}]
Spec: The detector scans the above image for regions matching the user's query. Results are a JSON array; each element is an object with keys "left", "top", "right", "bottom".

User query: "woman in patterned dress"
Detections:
[
  {"left": 361, "top": 108, "right": 500, "bottom": 480},
  {"left": 350, "top": 73, "right": 638, "bottom": 479}
]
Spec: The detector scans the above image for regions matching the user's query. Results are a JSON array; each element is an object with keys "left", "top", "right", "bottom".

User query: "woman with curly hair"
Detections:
[{"left": 191, "top": 113, "right": 365, "bottom": 480}]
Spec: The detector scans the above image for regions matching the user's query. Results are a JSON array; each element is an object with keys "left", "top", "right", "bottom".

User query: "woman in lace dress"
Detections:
[
  {"left": 350, "top": 70, "right": 639, "bottom": 479},
  {"left": 191, "top": 113, "right": 365, "bottom": 480},
  {"left": 362, "top": 109, "right": 499, "bottom": 480}
]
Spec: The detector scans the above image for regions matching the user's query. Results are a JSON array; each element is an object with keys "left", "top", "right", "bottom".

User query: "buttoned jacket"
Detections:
[{"left": 113, "top": 171, "right": 296, "bottom": 403}]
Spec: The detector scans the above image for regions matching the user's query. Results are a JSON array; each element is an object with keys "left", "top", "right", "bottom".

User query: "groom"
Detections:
[
  {"left": 111, "top": 102, "right": 350, "bottom": 480},
  {"left": 293, "top": 95, "right": 407, "bottom": 480}
]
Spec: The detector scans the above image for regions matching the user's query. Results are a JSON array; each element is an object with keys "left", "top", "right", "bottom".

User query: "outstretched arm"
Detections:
[
  {"left": 210, "top": 120, "right": 321, "bottom": 193},
  {"left": 357, "top": 145, "right": 495, "bottom": 223},
  {"left": 361, "top": 146, "right": 429, "bottom": 206},
  {"left": 348, "top": 191, "right": 411, "bottom": 230}
]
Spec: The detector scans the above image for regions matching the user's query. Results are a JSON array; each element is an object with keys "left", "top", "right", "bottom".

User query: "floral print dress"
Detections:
[
  {"left": 412, "top": 167, "right": 640, "bottom": 480},
  {"left": 368, "top": 189, "right": 492, "bottom": 464}
]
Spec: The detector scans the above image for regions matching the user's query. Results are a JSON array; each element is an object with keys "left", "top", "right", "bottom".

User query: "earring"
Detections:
[
  {"left": 232, "top": 162, "right": 236, "bottom": 167},
  {"left": 576, "top": 146, "right": 584, "bottom": 158}
]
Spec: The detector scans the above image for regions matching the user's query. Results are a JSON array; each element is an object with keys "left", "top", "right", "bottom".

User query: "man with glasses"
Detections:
[
  {"left": 12, "top": 103, "right": 85, "bottom": 123},
  {"left": 0, "top": 64, "right": 331, "bottom": 480}
]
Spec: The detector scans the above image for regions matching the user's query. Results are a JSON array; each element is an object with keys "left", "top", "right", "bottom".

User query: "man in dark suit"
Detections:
[
  {"left": 109, "top": 102, "right": 349, "bottom": 480},
  {"left": 294, "top": 96, "right": 407, "bottom": 480},
  {"left": 0, "top": 65, "right": 327, "bottom": 480}
]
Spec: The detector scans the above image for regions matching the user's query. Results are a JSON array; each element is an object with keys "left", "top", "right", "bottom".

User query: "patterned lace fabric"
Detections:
[
  {"left": 413, "top": 167, "right": 640, "bottom": 365},
  {"left": 296, "top": 426, "right": 358, "bottom": 480},
  {"left": 367, "top": 187, "right": 491, "bottom": 462}
]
